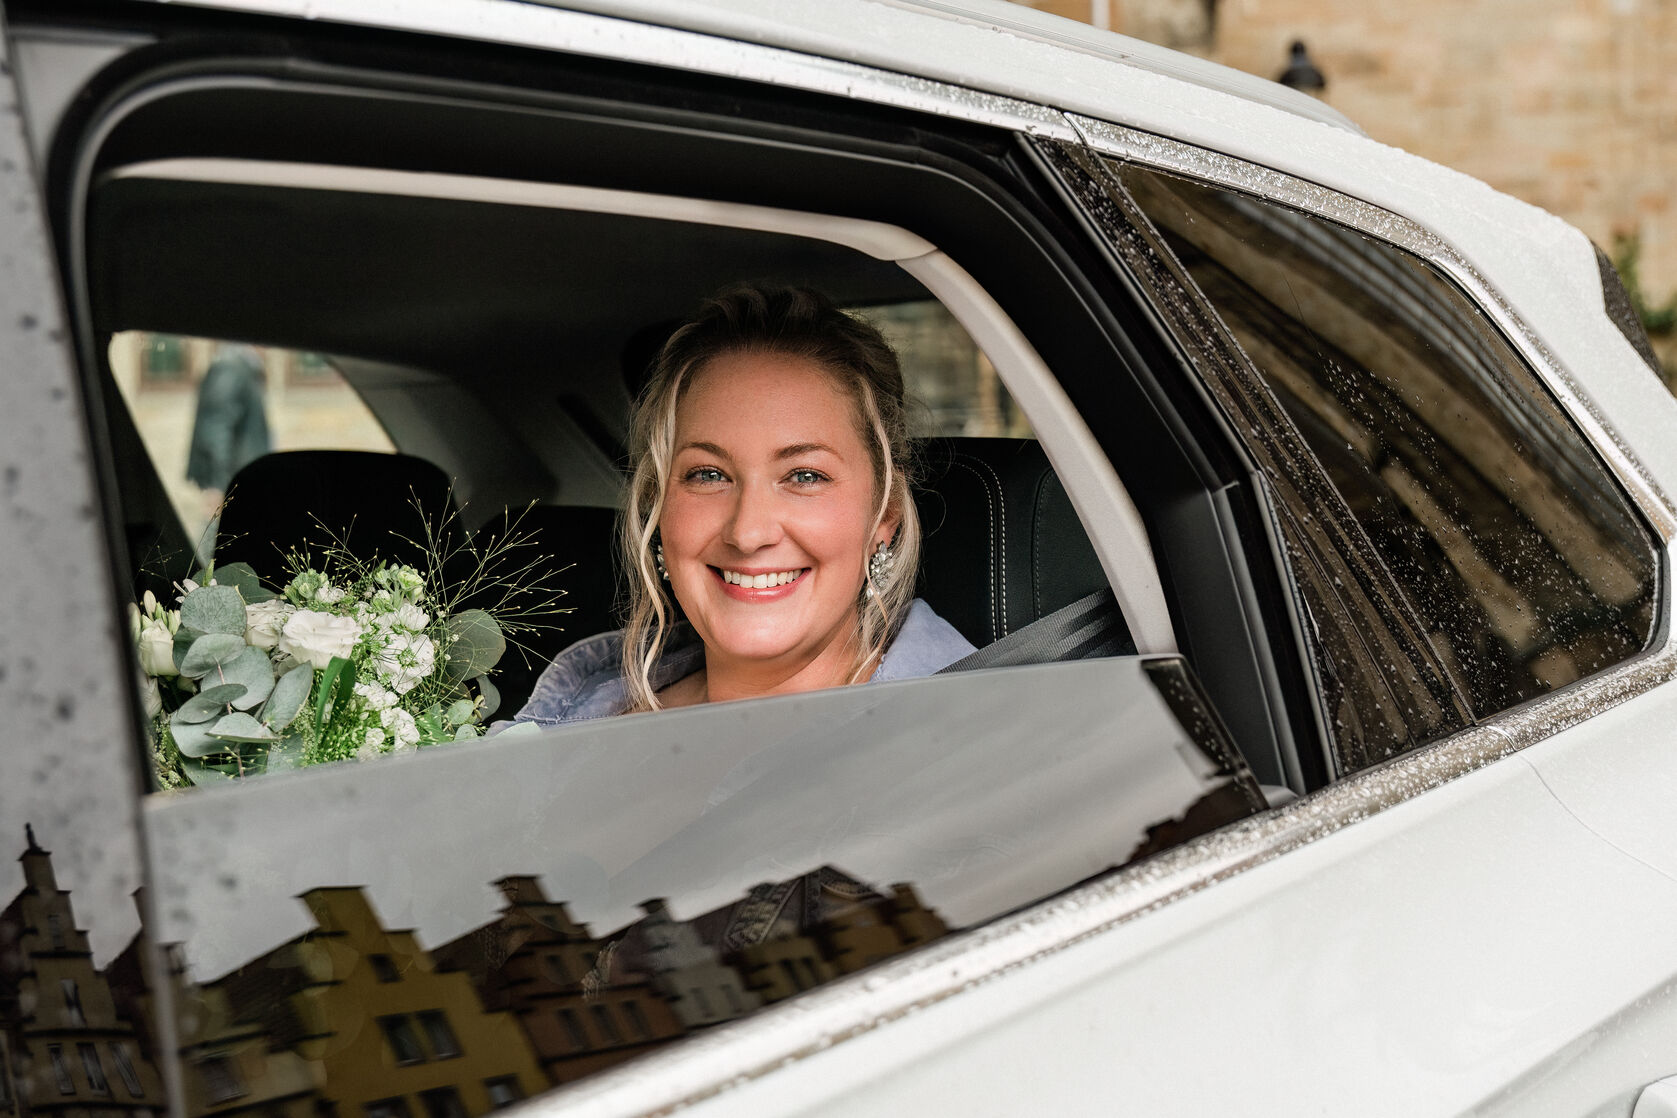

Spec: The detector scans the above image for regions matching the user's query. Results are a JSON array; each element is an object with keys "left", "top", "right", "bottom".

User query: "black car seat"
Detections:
[
  {"left": 213, "top": 450, "right": 463, "bottom": 584},
  {"left": 913, "top": 437, "right": 1130, "bottom": 656},
  {"left": 464, "top": 504, "right": 624, "bottom": 716}
]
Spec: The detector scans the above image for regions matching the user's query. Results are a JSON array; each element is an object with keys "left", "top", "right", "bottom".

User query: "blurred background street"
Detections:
[{"left": 1008, "top": 0, "right": 1677, "bottom": 379}]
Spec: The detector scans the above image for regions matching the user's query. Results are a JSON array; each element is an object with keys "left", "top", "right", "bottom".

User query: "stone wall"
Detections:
[{"left": 1009, "top": 0, "right": 1677, "bottom": 306}]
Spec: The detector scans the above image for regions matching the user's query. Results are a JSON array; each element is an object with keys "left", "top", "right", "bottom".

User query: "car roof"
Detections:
[{"left": 524, "top": 0, "right": 1363, "bottom": 134}]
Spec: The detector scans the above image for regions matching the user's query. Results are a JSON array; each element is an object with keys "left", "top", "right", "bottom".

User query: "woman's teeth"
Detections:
[{"left": 721, "top": 569, "right": 803, "bottom": 588}]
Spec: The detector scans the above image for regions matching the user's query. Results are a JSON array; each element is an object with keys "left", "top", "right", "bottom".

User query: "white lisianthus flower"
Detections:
[
  {"left": 136, "top": 621, "right": 178, "bottom": 677},
  {"left": 356, "top": 727, "right": 387, "bottom": 762},
  {"left": 376, "top": 632, "right": 436, "bottom": 695},
  {"left": 314, "top": 584, "right": 348, "bottom": 605},
  {"left": 353, "top": 681, "right": 398, "bottom": 711},
  {"left": 378, "top": 603, "right": 430, "bottom": 633},
  {"left": 277, "top": 609, "right": 362, "bottom": 670},
  {"left": 244, "top": 599, "right": 295, "bottom": 651},
  {"left": 382, "top": 707, "right": 420, "bottom": 751}
]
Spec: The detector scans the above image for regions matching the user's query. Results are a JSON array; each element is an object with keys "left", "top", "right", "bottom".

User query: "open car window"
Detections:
[{"left": 69, "top": 56, "right": 1289, "bottom": 1106}]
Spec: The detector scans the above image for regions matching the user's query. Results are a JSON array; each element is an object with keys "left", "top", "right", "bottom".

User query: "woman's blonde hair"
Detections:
[{"left": 619, "top": 285, "right": 921, "bottom": 713}]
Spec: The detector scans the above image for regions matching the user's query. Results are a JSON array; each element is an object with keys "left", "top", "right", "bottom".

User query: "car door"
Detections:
[
  {"left": 9, "top": 2, "right": 1677, "bottom": 1116},
  {"left": 0, "top": 13, "right": 172, "bottom": 1118}
]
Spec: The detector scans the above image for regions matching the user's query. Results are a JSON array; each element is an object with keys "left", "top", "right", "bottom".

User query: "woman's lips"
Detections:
[{"left": 711, "top": 565, "right": 808, "bottom": 601}]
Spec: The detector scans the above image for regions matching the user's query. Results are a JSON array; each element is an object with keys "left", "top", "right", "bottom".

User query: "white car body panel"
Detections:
[{"left": 78, "top": 1, "right": 1677, "bottom": 1113}]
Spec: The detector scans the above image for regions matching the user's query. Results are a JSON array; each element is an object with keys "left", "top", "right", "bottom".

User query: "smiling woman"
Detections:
[{"left": 512, "top": 286, "right": 975, "bottom": 724}]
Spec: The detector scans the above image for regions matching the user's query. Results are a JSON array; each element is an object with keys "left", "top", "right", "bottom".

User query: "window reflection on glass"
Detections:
[
  {"left": 1117, "top": 163, "right": 1659, "bottom": 769},
  {"left": 379, "top": 1016, "right": 426, "bottom": 1066},
  {"left": 856, "top": 301, "right": 1033, "bottom": 438},
  {"left": 78, "top": 1043, "right": 110, "bottom": 1096}
]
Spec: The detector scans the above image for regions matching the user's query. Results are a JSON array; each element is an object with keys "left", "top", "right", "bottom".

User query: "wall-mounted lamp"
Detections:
[{"left": 1277, "top": 40, "right": 1326, "bottom": 92}]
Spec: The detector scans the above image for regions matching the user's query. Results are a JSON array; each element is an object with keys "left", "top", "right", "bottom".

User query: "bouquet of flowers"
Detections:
[{"left": 134, "top": 518, "right": 565, "bottom": 789}]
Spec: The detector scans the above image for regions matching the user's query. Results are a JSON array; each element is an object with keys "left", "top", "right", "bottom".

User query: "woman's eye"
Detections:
[
  {"left": 684, "top": 466, "right": 727, "bottom": 484},
  {"left": 787, "top": 468, "right": 828, "bottom": 486}
]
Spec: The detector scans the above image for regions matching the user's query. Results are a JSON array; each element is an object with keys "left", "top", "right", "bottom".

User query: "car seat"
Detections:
[
  {"left": 213, "top": 450, "right": 463, "bottom": 584},
  {"left": 913, "top": 437, "right": 1129, "bottom": 654}
]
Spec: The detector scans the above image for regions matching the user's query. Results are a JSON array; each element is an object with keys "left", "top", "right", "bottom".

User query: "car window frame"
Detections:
[{"left": 1042, "top": 118, "right": 1676, "bottom": 778}]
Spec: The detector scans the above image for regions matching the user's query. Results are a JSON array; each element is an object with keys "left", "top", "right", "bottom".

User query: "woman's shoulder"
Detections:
[
  {"left": 509, "top": 628, "right": 631, "bottom": 727},
  {"left": 872, "top": 599, "right": 976, "bottom": 683}
]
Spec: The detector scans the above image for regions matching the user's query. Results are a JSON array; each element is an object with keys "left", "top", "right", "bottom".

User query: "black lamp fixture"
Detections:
[{"left": 1278, "top": 40, "right": 1326, "bottom": 92}]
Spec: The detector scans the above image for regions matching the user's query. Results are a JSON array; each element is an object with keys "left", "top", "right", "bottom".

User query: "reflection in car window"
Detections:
[
  {"left": 855, "top": 300, "right": 1034, "bottom": 438},
  {"left": 1115, "top": 164, "right": 1659, "bottom": 771},
  {"left": 109, "top": 333, "right": 394, "bottom": 563},
  {"left": 120, "top": 658, "right": 1259, "bottom": 1101}
]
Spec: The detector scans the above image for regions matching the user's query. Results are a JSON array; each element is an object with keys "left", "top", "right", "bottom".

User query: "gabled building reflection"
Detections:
[
  {"left": 3, "top": 829, "right": 949, "bottom": 1113},
  {"left": 0, "top": 826, "right": 164, "bottom": 1118}
]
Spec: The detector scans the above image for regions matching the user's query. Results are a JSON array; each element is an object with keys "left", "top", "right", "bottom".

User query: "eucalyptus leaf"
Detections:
[
  {"left": 219, "top": 647, "right": 275, "bottom": 711},
  {"left": 179, "top": 758, "right": 235, "bottom": 786},
  {"left": 209, "top": 712, "right": 277, "bottom": 744},
  {"left": 443, "top": 609, "right": 505, "bottom": 683},
  {"left": 265, "top": 664, "right": 314, "bottom": 731},
  {"left": 180, "top": 633, "right": 247, "bottom": 678},
  {"left": 171, "top": 630, "right": 196, "bottom": 673},
  {"left": 180, "top": 585, "right": 248, "bottom": 636},
  {"left": 453, "top": 724, "right": 480, "bottom": 741},
  {"left": 445, "top": 699, "right": 476, "bottom": 726},
  {"left": 493, "top": 721, "right": 541, "bottom": 738},
  {"left": 171, "top": 718, "right": 226, "bottom": 759},
  {"left": 472, "top": 675, "right": 500, "bottom": 720},
  {"left": 209, "top": 562, "right": 276, "bottom": 605},
  {"left": 173, "top": 683, "right": 248, "bottom": 724}
]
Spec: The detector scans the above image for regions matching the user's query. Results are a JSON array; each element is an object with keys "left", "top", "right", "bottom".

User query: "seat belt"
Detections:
[{"left": 938, "top": 588, "right": 1135, "bottom": 673}]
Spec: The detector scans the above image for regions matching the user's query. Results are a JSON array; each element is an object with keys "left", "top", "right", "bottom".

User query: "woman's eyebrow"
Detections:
[
  {"left": 776, "top": 442, "right": 839, "bottom": 460},
  {"left": 677, "top": 441, "right": 731, "bottom": 459}
]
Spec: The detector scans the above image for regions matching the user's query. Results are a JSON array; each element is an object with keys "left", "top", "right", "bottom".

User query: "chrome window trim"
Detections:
[{"left": 126, "top": 0, "right": 1079, "bottom": 142}]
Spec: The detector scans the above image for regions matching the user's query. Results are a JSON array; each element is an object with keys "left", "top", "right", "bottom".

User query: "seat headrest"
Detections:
[
  {"left": 214, "top": 450, "right": 461, "bottom": 582},
  {"left": 913, "top": 438, "right": 1108, "bottom": 647}
]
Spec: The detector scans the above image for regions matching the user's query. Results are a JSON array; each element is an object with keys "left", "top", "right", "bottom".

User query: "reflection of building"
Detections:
[
  {"left": 5, "top": 825, "right": 953, "bottom": 1110},
  {"left": 198, "top": 889, "right": 545, "bottom": 1118},
  {"left": 0, "top": 826, "right": 164, "bottom": 1118},
  {"left": 431, "top": 879, "right": 683, "bottom": 1087}
]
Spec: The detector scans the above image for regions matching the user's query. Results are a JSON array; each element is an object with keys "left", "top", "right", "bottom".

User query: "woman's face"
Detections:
[{"left": 660, "top": 349, "right": 897, "bottom": 687}]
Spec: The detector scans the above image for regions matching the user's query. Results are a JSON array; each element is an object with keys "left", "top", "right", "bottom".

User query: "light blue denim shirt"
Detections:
[{"left": 504, "top": 599, "right": 975, "bottom": 728}]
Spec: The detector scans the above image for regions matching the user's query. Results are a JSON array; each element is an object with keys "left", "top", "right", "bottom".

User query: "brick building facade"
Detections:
[{"left": 1014, "top": 0, "right": 1677, "bottom": 318}]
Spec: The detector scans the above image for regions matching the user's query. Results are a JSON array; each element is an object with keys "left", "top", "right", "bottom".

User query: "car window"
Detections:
[
  {"left": 109, "top": 332, "right": 393, "bottom": 562},
  {"left": 1106, "top": 162, "right": 1660, "bottom": 772},
  {"left": 64, "top": 50, "right": 1291, "bottom": 1107}
]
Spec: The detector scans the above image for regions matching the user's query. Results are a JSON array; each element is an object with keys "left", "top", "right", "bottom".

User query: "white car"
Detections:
[{"left": 3, "top": 1, "right": 1676, "bottom": 1116}]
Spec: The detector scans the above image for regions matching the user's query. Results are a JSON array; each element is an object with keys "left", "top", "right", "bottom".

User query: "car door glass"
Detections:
[
  {"left": 140, "top": 656, "right": 1260, "bottom": 1097},
  {"left": 1109, "top": 162, "right": 1659, "bottom": 770}
]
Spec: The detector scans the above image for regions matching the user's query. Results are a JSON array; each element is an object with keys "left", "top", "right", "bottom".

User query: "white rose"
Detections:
[
  {"left": 244, "top": 599, "right": 295, "bottom": 651},
  {"left": 277, "top": 610, "right": 362, "bottom": 670},
  {"left": 137, "top": 623, "right": 178, "bottom": 677}
]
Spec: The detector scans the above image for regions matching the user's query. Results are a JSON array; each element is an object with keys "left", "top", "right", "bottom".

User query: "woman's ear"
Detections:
[{"left": 878, "top": 496, "right": 905, "bottom": 549}]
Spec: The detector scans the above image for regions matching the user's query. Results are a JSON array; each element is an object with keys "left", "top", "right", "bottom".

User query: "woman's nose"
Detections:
[{"left": 722, "top": 482, "right": 784, "bottom": 552}]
